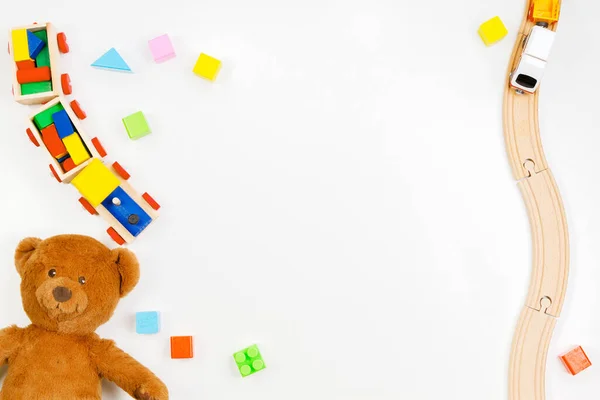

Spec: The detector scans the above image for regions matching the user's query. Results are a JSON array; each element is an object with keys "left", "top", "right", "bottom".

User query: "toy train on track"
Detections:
[
  {"left": 8, "top": 22, "right": 160, "bottom": 245},
  {"left": 510, "top": 0, "right": 560, "bottom": 94}
]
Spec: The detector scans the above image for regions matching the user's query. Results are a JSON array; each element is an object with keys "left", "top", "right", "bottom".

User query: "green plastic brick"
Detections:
[
  {"left": 33, "top": 29, "right": 50, "bottom": 68},
  {"left": 21, "top": 81, "right": 52, "bottom": 97},
  {"left": 122, "top": 111, "right": 151, "bottom": 140},
  {"left": 233, "top": 345, "right": 266, "bottom": 377},
  {"left": 33, "top": 102, "right": 64, "bottom": 129}
]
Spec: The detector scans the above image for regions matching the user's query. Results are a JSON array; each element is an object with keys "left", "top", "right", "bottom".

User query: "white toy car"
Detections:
[{"left": 510, "top": 24, "right": 556, "bottom": 94}]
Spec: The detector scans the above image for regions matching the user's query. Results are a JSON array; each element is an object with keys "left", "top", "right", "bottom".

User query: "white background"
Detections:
[{"left": 0, "top": 0, "right": 597, "bottom": 399}]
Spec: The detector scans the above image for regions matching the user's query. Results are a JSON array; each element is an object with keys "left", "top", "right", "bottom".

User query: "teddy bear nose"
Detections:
[{"left": 53, "top": 286, "right": 72, "bottom": 303}]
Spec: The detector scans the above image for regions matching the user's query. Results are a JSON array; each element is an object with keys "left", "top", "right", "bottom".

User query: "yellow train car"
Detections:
[{"left": 529, "top": 0, "right": 561, "bottom": 23}]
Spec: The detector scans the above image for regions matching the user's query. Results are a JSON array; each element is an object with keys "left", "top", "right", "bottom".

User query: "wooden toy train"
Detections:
[{"left": 9, "top": 22, "right": 160, "bottom": 245}]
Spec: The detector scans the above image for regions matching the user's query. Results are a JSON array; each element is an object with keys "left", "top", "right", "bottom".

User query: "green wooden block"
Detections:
[
  {"left": 233, "top": 345, "right": 266, "bottom": 377},
  {"left": 33, "top": 29, "right": 48, "bottom": 43},
  {"left": 33, "top": 29, "right": 50, "bottom": 67},
  {"left": 21, "top": 81, "right": 53, "bottom": 97},
  {"left": 122, "top": 111, "right": 151, "bottom": 140},
  {"left": 33, "top": 102, "right": 64, "bottom": 130}
]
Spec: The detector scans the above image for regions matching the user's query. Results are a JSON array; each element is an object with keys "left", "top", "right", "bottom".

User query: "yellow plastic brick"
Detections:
[
  {"left": 12, "top": 29, "right": 31, "bottom": 62},
  {"left": 193, "top": 53, "right": 221, "bottom": 81},
  {"left": 478, "top": 16, "right": 508, "bottom": 47},
  {"left": 62, "top": 133, "right": 91, "bottom": 166},
  {"left": 71, "top": 159, "right": 120, "bottom": 207}
]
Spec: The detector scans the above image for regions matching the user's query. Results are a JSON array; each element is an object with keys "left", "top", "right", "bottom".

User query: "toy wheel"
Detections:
[
  {"left": 112, "top": 162, "right": 130, "bottom": 180},
  {"left": 91, "top": 138, "right": 107, "bottom": 157},
  {"left": 49, "top": 164, "right": 62, "bottom": 183},
  {"left": 79, "top": 197, "right": 98, "bottom": 215},
  {"left": 142, "top": 192, "right": 160, "bottom": 210},
  {"left": 26, "top": 128, "right": 40, "bottom": 147},
  {"left": 70, "top": 100, "right": 86, "bottom": 120},
  {"left": 7, "top": 41, "right": 10, "bottom": 55},
  {"left": 61, "top": 74, "right": 72, "bottom": 95},
  {"left": 107, "top": 227, "right": 126, "bottom": 246},
  {"left": 57, "top": 32, "right": 69, "bottom": 54}
]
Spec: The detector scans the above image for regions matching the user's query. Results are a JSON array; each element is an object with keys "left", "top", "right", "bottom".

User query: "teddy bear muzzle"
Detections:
[{"left": 35, "top": 277, "right": 89, "bottom": 319}]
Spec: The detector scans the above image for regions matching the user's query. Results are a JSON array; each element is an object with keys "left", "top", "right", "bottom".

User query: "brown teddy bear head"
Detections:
[{"left": 14, "top": 234, "right": 140, "bottom": 335}]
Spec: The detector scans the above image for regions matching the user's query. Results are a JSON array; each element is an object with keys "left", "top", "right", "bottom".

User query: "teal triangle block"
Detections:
[{"left": 91, "top": 48, "right": 132, "bottom": 72}]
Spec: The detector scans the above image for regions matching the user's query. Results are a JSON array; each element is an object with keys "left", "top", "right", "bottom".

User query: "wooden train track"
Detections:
[{"left": 504, "top": 1, "right": 569, "bottom": 399}]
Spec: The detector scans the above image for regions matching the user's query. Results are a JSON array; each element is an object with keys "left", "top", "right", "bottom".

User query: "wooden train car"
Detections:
[
  {"left": 8, "top": 22, "right": 72, "bottom": 105},
  {"left": 529, "top": 0, "right": 561, "bottom": 24},
  {"left": 25, "top": 96, "right": 107, "bottom": 183}
]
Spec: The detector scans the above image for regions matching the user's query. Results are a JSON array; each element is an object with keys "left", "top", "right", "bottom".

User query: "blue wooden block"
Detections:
[
  {"left": 136, "top": 311, "right": 160, "bottom": 334},
  {"left": 27, "top": 30, "right": 45, "bottom": 59},
  {"left": 101, "top": 186, "right": 152, "bottom": 237},
  {"left": 52, "top": 110, "right": 75, "bottom": 139}
]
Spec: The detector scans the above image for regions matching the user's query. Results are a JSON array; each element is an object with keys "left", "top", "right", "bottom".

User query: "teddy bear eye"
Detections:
[
  {"left": 78, "top": 276, "right": 86, "bottom": 285},
  {"left": 48, "top": 269, "right": 57, "bottom": 278}
]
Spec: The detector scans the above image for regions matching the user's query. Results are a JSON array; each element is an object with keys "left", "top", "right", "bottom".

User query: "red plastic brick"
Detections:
[{"left": 560, "top": 346, "right": 592, "bottom": 375}]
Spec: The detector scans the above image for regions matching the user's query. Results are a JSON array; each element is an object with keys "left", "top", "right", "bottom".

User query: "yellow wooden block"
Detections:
[
  {"left": 478, "top": 16, "right": 508, "bottom": 47},
  {"left": 193, "top": 53, "right": 221, "bottom": 81},
  {"left": 11, "top": 29, "right": 31, "bottom": 62},
  {"left": 62, "top": 133, "right": 91, "bottom": 166},
  {"left": 71, "top": 158, "right": 120, "bottom": 207}
]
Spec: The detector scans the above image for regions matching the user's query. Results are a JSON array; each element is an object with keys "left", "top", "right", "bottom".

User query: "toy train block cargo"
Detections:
[
  {"left": 529, "top": 0, "right": 561, "bottom": 23},
  {"left": 73, "top": 159, "right": 160, "bottom": 245},
  {"left": 8, "top": 22, "right": 72, "bottom": 105},
  {"left": 25, "top": 96, "right": 107, "bottom": 183},
  {"left": 509, "top": 24, "right": 556, "bottom": 94}
]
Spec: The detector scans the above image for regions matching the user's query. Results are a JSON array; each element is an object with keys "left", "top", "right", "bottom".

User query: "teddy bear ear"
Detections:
[
  {"left": 112, "top": 248, "right": 140, "bottom": 298},
  {"left": 14, "top": 237, "right": 42, "bottom": 277}
]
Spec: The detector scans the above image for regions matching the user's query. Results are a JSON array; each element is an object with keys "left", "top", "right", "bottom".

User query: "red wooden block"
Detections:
[
  {"left": 62, "top": 158, "right": 76, "bottom": 172},
  {"left": 16, "top": 60, "right": 35, "bottom": 70},
  {"left": 560, "top": 346, "right": 592, "bottom": 375},
  {"left": 17, "top": 66, "right": 51, "bottom": 84},
  {"left": 40, "top": 124, "right": 67, "bottom": 158},
  {"left": 171, "top": 336, "right": 193, "bottom": 359}
]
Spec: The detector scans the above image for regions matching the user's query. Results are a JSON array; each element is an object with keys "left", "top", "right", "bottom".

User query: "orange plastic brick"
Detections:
[
  {"left": 40, "top": 124, "right": 67, "bottom": 158},
  {"left": 171, "top": 336, "right": 193, "bottom": 359},
  {"left": 560, "top": 346, "right": 592, "bottom": 375},
  {"left": 16, "top": 60, "right": 35, "bottom": 70},
  {"left": 17, "top": 66, "right": 51, "bottom": 84}
]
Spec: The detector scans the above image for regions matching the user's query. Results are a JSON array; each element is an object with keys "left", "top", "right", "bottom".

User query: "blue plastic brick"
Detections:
[
  {"left": 136, "top": 311, "right": 160, "bottom": 334},
  {"left": 27, "top": 30, "right": 45, "bottom": 59},
  {"left": 52, "top": 110, "right": 75, "bottom": 139},
  {"left": 101, "top": 186, "right": 152, "bottom": 237}
]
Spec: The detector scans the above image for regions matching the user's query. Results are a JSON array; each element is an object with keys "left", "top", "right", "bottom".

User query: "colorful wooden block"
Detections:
[
  {"left": 52, "top": 110, "right": 75, "bottom": 139},
  {"left": 560, "top": 346, "right": 592, "bottom": 375},
  {"left": 41, "top": 124, "right": 68, "bottom": 158},
  {"left": 21, "top": 81, "right": 52, "bottom": 96},
  {"left": 478, "top": 16, "right": 508, "bottom": 46},
  {"left": 91, "top": 48, "right": 132, "bottom": 72},
  {"left": 122, "top": 111, "right": 151, "bottom": 140},
  {"left": 62, "top": 157, "right": 76, "bottom": 172},
  {"left": 17, "top": 66, "right": 51, "bottom": 84},
  {"left": 102, "top": 187, "right": 152, "bottom": 237},
  {"left": 71, "top": 159, "right": 121, "bottom": 207},
  {"left": 27, "top": 30, "right": 45, "bottom": 59},
  {"left": 62, "top": 133, "right": 90, "bottom": 166},
  {"left": 233, "top": 345, "right": 266, "bottom": 377},
  {"left": 16, "top": 60, "right": 35, "bottom": 70},
  {"left": 136, "top": 311, "right": 160, "bottom": 334},
  {"left": 11, "top": 29, "right": 31, "bottom": 62},
  {"left": 33, "top": 103, "right": 64, "bottom": 129},
  {"left": 193, "top": 53, "right": 221, "bottom": 81},
  {"left": 149, "top": 34, "right": 176, "bottom": 63},
  {"left": 171, "top": 336, "right": 194, "bottom": 359}
]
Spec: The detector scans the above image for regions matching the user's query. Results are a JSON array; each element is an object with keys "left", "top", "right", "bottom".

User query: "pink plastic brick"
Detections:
[{"left": 148, "top": 34, "right": 175, "bottom": 63}]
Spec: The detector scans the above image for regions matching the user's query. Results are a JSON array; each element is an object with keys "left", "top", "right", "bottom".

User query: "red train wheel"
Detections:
[
  {"left": 91, "top": 138, "right": 107, "bottom": 157},
  {"left": 49, "top": 164, "right": 62, "bottom": 183},
  {"left": 79, "top": 197, "right": 98, "bottom": 215},
  {"left": 112, "top": 162, "right": 130, "bottom": 180},
  {"left": 107, "top": 227, "right": 126, "bottom": 246},
  {"left": 142, "top": 192, "right": 160, "bottom": 210},
  {"left": 70, "top": 100, "right": 86, "bottom": 120},
  {"left": 26, "top": 128, "right": 40, "bottom": 147},
  {"left": 57, "top": 33, "right": 69, "bottom": 54},
  {"left": 61, "top": 74, "right": 72, "bottom": 95}
]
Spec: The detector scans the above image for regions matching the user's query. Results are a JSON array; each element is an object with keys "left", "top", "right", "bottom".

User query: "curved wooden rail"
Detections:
[{"left": 503, "top": 1, "right": 570, "bottom": 399}]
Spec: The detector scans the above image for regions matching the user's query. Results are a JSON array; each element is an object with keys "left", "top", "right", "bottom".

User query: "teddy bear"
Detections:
[{"left": 0, "top": 234, "right": 168, "bottom": 400}]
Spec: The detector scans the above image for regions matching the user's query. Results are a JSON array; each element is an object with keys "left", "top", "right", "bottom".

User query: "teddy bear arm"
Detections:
[
  {"left": 0, "top": 325, "right": 24, "bottom": 366},
  {"left": 90, "top": 339, "right": 168, "bottom": 399}
]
